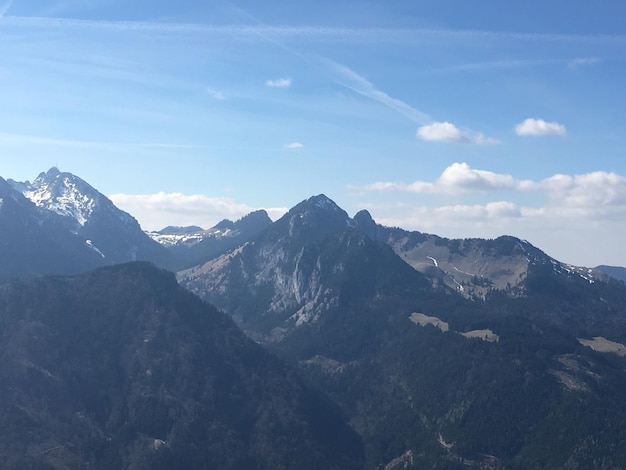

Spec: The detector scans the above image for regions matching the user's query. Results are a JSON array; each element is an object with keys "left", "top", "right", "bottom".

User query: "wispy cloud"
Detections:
[
  {"left": 431, "top": 57, "right": 603, "bottom": 74},
  {"left": 0, "top": 132, "right": 210, "bottom": 150},
  {"left": 323, "top": 61, "right": 496, "bottom": 143},
  {"left": 4, "top": 15, "right": 625, "bottom": 46},
  {"left": 265, "top": 77, "right": 292, "bottom": 88},
  {"left": 515, "top": 118, "right": 566, "bottom": 136},
  {"left": 431, "top": 58, "right": 559, "bottom": 74},
  {"left": 568, "top": 57, "right": 601, "bottom": 69}
]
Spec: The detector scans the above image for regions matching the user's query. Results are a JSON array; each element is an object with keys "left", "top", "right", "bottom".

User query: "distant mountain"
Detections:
[
  {"left": 149, "top": 210, "right": 273, "bottom": 270},
  {"left": 0, "top": 175, "right": 104, "bottom": 279},
  {"left": 179, "top": 194, "right": 626, "bottom": 468},
  {"left": 0, "top": 262, "right": 364, "bottom": 469},
  {"left": 353, "top": 209, "right": 609, "bottom": 299},
  {"left": 156, "top": 225, "right": 205, "bottom": 235},
  {"left": 180, "top": 195, "right": 606, "bottom": 339},
  {"left": 10, "top": 167, "right": 172, "bottom": 269},
  {"left": 1, "top": 167, "right": 272, "bottom": 279},
  {"left": 596, "top": 265, "right": 626, "bottom": 283}
]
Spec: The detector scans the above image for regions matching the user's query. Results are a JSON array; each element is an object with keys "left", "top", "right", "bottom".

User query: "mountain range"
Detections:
[
  {"left": 2, "top": 168, "right": 626, "bottom": 468},
  {"left": 178, "top": 194, "right": 626, "bottom": 468}
]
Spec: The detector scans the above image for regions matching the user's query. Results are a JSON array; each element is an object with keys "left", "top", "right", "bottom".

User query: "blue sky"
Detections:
[{"left": 2, "top": 0, "right": 626, "bottom": 267}]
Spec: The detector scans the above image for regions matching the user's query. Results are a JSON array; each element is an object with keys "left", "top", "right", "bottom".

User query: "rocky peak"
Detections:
[
  {"left": 353, "top": 209, "right": 379, "bottom": 239},
  {"left": 270, "top": 195, "right": 353, "bottom": 243},
  {"left": 234, "top": 209, "right": 272, "bottom": 231},
  {"left": 213, "top": 219, "right": 235, "bottom": 231},
  {"left": 19, "top": 167, "right": 101, "bottom": 227},
  {"left": 14, "top": 167, "right": 138, "bottom": 231}
]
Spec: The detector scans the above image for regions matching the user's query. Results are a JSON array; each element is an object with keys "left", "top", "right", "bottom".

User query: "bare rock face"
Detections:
[{"left": 178, "top": 194, "right": 430, "bottom": 343}]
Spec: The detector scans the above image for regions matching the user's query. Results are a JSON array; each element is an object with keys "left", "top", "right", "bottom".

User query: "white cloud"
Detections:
[
  {"left": 361, "top": 162, "right": 532, "bottom": 194},
  {"left": 515, "top": 118, "right": 567, "bottom": 136},
  {"left": 417, "top": 121, "right": 464, "bottom": 143},
  {"left": 417, "top": 121, "right": 498, "bottom": 144},
  {"left": 437, "top": 163, "right": 527, "bottom": 191},
  {"left": 265, "top": 77, "right": 292, "bottom": 88},
  {"left": 362, "top": 164, "right": 626, "bottom": 212},
  {"left": 354, "top": 166, "right": 626, "bottom": 266},
  {"left": 432, "top": 201, "right": 521, "bottom": 219},
  {"left": 207, "top": 88, "right": 225, "bottom": 100},
  {"left": 284, "top": 142, "right": 304, "bottom": 149},
  {"left": 541, "top": 171, "right": 626, "bottom": 210},
  {"left": 367, "top": 197, "right": 626, "bottom": 266},
  {"left": 109, "top": 192, "right": 287, "bottom": 231}
]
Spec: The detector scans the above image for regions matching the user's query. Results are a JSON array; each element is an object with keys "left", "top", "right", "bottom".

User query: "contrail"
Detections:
[
  {"left": 323, "top": 58, "right": 432, "bottom": 125},
  {"left": 222, "top": 1, "right": 433, "bottom": 125}
]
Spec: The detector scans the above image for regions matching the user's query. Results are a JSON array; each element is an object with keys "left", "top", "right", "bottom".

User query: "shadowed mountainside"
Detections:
[{"left": 0, "top": 262, "right": 364, "bottom": 470}]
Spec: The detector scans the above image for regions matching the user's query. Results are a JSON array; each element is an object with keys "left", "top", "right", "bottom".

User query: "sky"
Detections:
[{"left": 1, "top": 0, "right": 626, "bottom": 267}]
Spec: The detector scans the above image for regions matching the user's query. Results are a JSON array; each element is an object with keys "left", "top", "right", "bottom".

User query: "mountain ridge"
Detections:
[
  {"left": 3, "top": 171, "right": 626, "bottom": 467},
  {"left": 177, "top": 193, "right": 626, "bottom": 468},
  {"left": 0, "top": 261, "right": 365, "bottom": 469},
  {"left": 2, "top": 168, "right": 173, "bottom": 278}
]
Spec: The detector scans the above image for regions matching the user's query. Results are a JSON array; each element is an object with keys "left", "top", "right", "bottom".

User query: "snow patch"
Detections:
[
  {"left": 24, "top": 177, "right": 95, "bottom": 226},
  {"left": 426, "top": 256, "right": 438, "bottom": 267},
  {"left": 85, "top": 240, "right": 105, "bottom": 258},
  {"left": 454, "top": 266, "right": 474, "bottom": 276}
]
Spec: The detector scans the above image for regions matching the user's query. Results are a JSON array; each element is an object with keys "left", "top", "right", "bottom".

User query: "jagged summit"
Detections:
[
  {"left": 267, "top": 194, "right": 352, "bottom": 242},
  {"left": 352, "top": 209, "right": 379, "bottom": 238},
  {"left": 13, "top": 167, "right": 130, "bottom": 228},
  {"left": 213, "top": 219, "right": 235, "bottom": 231},
  {"left": 35, "top": 166, "right": 61, "bottom": 181},
  {"left": 353, "top": 209, "right": 373, "bottom": 222},
  {"left": 298, "top": 194, "right": 343, "bottom": 212},
  {"left": 220, "top": 210, "right": 272, "bottom": 235},
  {"left": 5, "top": 168, "right": 171, "bottom": 272}
]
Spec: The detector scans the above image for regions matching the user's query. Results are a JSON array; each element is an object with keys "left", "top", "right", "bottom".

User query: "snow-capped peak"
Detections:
[{"left": 19, "top": 168, "right": 98, "bottom": 227}]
